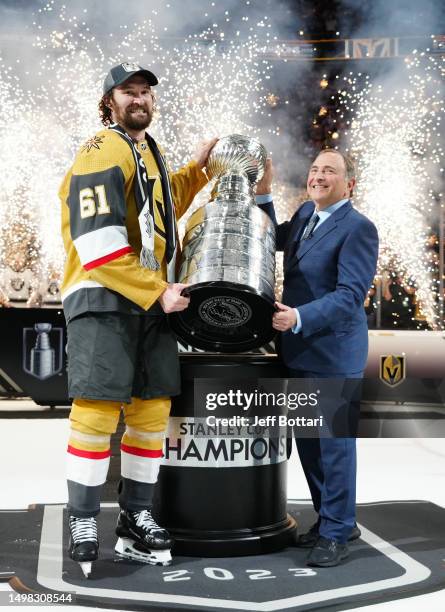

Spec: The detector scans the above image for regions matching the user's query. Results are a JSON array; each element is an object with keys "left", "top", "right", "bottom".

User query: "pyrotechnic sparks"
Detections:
[
  {"left": 1, "top": 0, "right": 443, "bottom": 332},
  {"left": 336, "top": 51, "right": 444, "bottom": 329},
  {"left": 0, "top": 0, "right": 279, "bottom": 301}
]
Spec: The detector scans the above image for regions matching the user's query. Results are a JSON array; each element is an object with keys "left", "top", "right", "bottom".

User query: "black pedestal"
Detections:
[{"left": 152, "top": 353, "right": 296, "bottom": 556}]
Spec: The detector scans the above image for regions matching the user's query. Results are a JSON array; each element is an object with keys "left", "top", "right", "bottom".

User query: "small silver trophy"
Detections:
[
  {"left": 30, "top": 323, "right": 56, "bottom": 379},
  {"left": 170, "top": 134, "right": 276, "bottom": 352}
]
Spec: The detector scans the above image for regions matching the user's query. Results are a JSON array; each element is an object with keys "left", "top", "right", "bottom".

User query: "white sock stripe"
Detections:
[
  {"left": 121, "top": 453, "right": 161, "bottom": 484},
  {"left": 124, "top": 426, "right": 166, "bottom": 441},
  {"left": 69, "top": 430, "right": 111, "bottom": 445},
  {"left": 66, "top": 454, "right": 110, "bottom": 487}
]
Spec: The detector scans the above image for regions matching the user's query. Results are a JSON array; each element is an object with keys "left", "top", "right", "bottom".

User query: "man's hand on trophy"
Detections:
[
  {"left": 272, "top": 301, "right": 296, "bottom": 332},
  {"left": 193, "top": 137, "right": 219, "bottom": 169},
  {"left": 256, "top": 157, "right": 273, "bottom": 195},
  {"left": 159, "top": 283, "right": 191, "bottom": 313}
]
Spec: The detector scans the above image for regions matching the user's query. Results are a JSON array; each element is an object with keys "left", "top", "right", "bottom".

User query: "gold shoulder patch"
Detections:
[{"left": 81, "top": 135, "right": 104, "bottom": 153}]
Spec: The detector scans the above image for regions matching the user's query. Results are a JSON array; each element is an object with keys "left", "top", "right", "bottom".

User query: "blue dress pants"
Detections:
[{"left": 288, "top": 369, "right": 363, "bottom": 544}]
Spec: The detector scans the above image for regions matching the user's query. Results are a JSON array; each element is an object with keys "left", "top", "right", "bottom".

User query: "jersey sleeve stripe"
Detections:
[
  {"left": 73, "top": 225, "right": 132, "bottom": 269},
  {"left": 83, "top": 246, "right": 133, "bottom": 270}
]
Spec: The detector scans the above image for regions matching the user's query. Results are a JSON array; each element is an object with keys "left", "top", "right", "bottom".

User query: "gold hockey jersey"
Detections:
[{"left": 59, "top": 129, "right": 208, "bottom": 321}]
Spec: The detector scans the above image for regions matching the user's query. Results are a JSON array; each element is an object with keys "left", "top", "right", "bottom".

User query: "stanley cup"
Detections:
[
  {"left": 170, "top": 134, "right": 276, "bottom": 352},
  {"left": 30, "top": 323, "right": 55, "bottom": 379}
]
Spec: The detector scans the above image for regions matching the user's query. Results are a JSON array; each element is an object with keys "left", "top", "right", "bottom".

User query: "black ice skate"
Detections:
[
  {"left": 68, "top": 516, "right": 99, "bottom": 578},
  {"left": 115, "top": 509, "right": 173, "bottom": 566}
]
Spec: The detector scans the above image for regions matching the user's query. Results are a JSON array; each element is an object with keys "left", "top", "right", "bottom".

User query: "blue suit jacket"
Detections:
[{"left": 261, "top": 200, "right": 379, "bottom": 374}]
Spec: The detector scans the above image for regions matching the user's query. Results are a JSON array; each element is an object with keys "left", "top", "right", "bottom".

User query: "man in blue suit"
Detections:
[{"left": 256, "top": 149, "right": 378, "bottom": 567}]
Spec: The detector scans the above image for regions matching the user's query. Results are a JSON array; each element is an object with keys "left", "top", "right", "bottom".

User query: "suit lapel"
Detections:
[
  {"left": 295, "top": 201, "right": 352, "bottom": 261},
  {"left": 286, "top": 203, "right": 314, "bottom": 259}
]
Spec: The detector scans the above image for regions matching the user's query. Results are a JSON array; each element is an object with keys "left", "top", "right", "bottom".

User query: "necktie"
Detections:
[{"left": 300, "top": 213, "right": 320, "bottom": 242}]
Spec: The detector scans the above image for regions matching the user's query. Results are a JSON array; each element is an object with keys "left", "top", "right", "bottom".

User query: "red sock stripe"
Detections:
[
  {"left": 67, "top": 445, "right": 111, "bottom": 460},
  {"left": 84, "top": 246, "right": 133, "bottom": 271},
  {"left": 120, "top": 444, "right": 163, "bottom": 458}
]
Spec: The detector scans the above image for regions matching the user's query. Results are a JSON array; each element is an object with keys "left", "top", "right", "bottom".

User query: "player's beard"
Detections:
[{"left": 116, "top": 103, "right": 153, "bottom": 132}]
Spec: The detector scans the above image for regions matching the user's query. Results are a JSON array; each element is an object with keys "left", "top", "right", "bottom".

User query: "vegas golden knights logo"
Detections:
[{"left": 380, "top": 355, "right": 406, "bottom": 387}]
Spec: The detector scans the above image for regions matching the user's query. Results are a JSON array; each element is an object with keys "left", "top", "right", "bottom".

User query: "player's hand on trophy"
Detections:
[
  {"left": 159, "top": 283, "right": 191, "bottom": 313},
  {"left": 272, "top": 301, "right": 297, "bottom": 332},
  {"left": 193, "top": 137, "right": 219, "bottom": 169},
  {"left": 255, "top": 157, "right": 273, "bottom": 195}
]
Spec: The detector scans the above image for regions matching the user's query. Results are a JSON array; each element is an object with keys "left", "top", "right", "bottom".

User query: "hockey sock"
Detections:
[
  {"left": 67, "top": 398, "right": 121, "bottom": 516},
  {"left": 119, "top": 397, "right": 170, "bottom": 510}
]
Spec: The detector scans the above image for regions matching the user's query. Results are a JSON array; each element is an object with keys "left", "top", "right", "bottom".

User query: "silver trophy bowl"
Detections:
[
  {"left": 206, "top": 134, "right": 267, "bottom": 184},
  {"left": 170, "top": 134, "right": 276, "bottom": 352}
]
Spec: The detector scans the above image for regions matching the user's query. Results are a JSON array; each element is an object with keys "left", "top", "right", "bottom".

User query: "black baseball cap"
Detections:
[{"left": 103, "top": 62, "right": 158, "bottom": 95}]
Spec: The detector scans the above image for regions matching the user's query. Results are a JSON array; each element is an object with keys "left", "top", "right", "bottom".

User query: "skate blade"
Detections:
[
  {"left": 79, "top": 561, "right": 92, "bottom": 578},
  {"left": 115, "top": 537, "right": 172, "bottom": 566}
]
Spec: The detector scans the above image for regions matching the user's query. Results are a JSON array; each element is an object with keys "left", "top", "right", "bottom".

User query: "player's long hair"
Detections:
[{"left": 99, "top": 94, "right": 113, "bottom": 126}]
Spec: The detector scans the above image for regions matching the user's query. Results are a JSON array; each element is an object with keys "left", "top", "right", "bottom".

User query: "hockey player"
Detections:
[{"left": 59, "top": 62, "right": 217, "bottom": 577}]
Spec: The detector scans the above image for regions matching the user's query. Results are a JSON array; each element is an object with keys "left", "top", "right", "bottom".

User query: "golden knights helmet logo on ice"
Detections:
[{"left": 380, "top": 355, "right": 406, "bottom": 387}]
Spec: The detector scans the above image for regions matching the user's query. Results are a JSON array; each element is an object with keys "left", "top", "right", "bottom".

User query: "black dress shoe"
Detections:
[
  {"left": 296, "top": 523, "right": 361, "bottom": 548},
  {"left": 295, "top": 523, "right": 319, "bottom": 548},
  {"left": 306, "top": 536, "right": 349, "bottom": 567}
]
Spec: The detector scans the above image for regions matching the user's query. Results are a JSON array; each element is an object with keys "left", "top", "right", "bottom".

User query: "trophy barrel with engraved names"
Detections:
[{"left": 170, "top": 134, "right": 276, "bottom": 352}]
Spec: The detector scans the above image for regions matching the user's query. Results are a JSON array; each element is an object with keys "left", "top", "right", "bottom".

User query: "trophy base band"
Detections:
[
  {"left": 169, "top": 282, "right": 276, "bottom": 352},
  {"left": 166, "top": 516, "right": 297, "bottom": 557}
]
